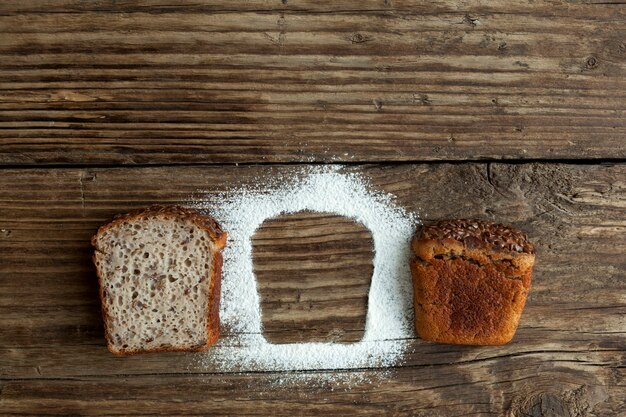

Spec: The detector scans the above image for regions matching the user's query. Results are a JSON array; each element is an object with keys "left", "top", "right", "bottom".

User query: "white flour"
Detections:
[{"left": 191, "top": 166, "right": 418, "bottom": 377}]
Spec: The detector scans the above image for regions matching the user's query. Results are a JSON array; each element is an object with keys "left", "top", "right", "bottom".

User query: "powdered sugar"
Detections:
[{"left": 191, "top": 166, "right": 418, "bottom": 375}]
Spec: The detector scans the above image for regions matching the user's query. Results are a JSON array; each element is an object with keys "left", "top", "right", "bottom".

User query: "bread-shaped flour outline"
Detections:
[{"left": 199, "top": 167, "right": 418, "bottom": 371}]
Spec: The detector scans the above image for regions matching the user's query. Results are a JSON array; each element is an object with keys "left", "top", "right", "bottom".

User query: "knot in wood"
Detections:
[
  {"left": 585, "top": 56, "right": 598, "bottom": 69},
  {"left": 509, "top": 390, "right": 590, "bottom": 417},
  {"left": 350, "top": 33, "right": 369, "bottom": 44}
]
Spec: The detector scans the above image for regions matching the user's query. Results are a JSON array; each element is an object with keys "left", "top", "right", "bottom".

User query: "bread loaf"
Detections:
[{"left": 411, "top": 219, "right": 535, "bottom": 345}]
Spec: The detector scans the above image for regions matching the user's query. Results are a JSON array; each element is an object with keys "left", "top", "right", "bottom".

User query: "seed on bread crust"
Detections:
[{"left": 418, "top": 219, "right": 535, "bottom": 254}]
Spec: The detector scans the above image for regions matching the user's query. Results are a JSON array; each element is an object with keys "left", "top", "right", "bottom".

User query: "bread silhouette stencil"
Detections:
[{"left": 195, "top": 167, "right": 417, "bottom": 372}]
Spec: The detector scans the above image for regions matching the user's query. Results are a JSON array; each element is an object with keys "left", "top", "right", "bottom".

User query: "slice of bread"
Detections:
[{"left": 91, "top": 205, "right": 227, "bottom": 355}]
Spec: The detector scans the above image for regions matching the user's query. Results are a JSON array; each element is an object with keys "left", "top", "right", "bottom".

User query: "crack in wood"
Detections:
[
  {"left": 78, "top": 172, "right": 97, "bottom": 215},
  {"left": 78, "top": 173, "right": 86, "bottom": 214},
  {"left": 486, "top": 163, "right": 511, "bottom": 200}
]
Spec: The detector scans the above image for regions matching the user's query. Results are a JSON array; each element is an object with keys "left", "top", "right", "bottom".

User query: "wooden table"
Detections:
[{"left": 1, "top": 1, "right": 625, "bottom": 415}]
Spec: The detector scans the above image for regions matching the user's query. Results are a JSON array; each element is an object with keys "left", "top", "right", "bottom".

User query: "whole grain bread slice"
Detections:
[{"left": 92, "top": 205, "right": 227, "bottom": 355}]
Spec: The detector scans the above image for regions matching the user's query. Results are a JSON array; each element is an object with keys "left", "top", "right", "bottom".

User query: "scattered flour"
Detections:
[{"left": 190, "top": 166, "right": 418, "bottom": 379}]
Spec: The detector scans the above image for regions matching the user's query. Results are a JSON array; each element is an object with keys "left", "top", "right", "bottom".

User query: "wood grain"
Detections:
[
  {"left": 254, "top": 212, "right": 373, "bottom": 343},
  {"left": 1, "top": 1, "right": 625, "bottom": 415},
  {"left": 0, "top": 163, "right": 624, "bottom": 415},
  {"left": 0, "top": 0, "right": 625, "bottom": 164}
]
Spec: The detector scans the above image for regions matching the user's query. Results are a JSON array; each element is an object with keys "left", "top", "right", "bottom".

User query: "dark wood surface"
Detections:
[
  {"left": 1, "top": 1, "right": 625, "bottom": 416},
  {"left": 0, "top": 164, "right": 625, "bottom": 415},
  {"left": 1, "top": 0, "right": 625, "bottom": 164},
  {"left": 254, "top": 212, "right": 373, "bottom": 344}
]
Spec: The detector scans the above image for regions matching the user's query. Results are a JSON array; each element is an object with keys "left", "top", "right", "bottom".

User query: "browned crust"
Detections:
[
  {"left": 411, "top": 258, "right": 531, "bottom": 345},
  {"left": 91, "top": 205, "right": 227, "bottom": 356},
  {"left": 206, "top": 251, "right": 223, "bottom": 347},
  {"left": 92, "top": 204, "right": 226, "bottom": 251},
  {"left": 411, "top": 219, "right": 535, "bottom": 346},
  {"left": 412, "top": 220, "right": 536, "bottom": 277},
  {"left": 418, "top": 219, "right": 535, "bottom": 255}
]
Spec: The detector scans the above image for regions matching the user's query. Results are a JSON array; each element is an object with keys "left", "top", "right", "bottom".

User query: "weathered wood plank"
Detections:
[
  {"left": 0, "top": 0, "right": 624, "bottom": 15},
  {"left": 0, "top": 358, "right": 622, "bottom": 416},
  {"left": 0, "top": 164, "right": 623, "bottom": 386},
  {"left": 0, "top": 1, "right": 624, "bottom": 164},
  {"left": 0, "top": 163, "right": 624, "bottom": 414},
  {"left": 254, "top": 212, "right": 373, "bottom": 343}
]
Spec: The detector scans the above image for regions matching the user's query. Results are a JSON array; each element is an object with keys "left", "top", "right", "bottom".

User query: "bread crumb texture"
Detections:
[{"left": 92, "top": 206, "right": 225, "bottom": 355}]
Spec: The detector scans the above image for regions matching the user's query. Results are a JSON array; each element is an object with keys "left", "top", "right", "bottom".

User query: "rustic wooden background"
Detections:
[{"left": 1, "top": 1, "right": 625, "bottom": 416}]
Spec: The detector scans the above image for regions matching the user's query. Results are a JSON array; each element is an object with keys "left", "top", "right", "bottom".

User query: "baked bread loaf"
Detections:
[
  {"left": 92, "top": 205, "right": 227, "bottom": 355},
  {"left": 411, "top": 219, "right": 535, "bottom": 345}
]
